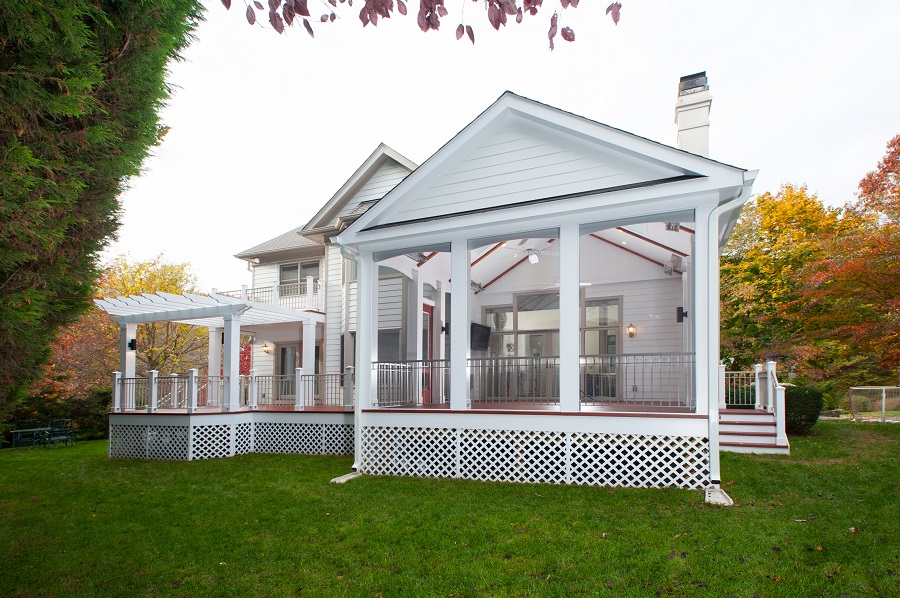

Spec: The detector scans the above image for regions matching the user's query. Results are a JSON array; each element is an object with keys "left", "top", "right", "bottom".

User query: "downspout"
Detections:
[
  {"left": 340, "top": 245, "right": 363, "bottom": 472},
  {"left": 705, "top": 170, "right": 757, "bottom": 504}
]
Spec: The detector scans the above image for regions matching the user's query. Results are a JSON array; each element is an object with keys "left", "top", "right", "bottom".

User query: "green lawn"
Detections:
[{"left": 1, "top": 421, "right": 898, "bottom": 596}]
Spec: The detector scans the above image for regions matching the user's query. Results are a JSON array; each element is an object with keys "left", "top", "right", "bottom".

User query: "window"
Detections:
[
  {"left": 280, "top": 261, "right": 319, "bottom": 296},
  {"left": 515, "top": 293, "right": 560, "bottom": 330},
  {"left": 300, "top": 261, "right": 319, "bottom": 280},
  {"left": 280, "top": 264, "right": 299, "bottom": 285},
  {"left": 342, "top": 258, "right": 357, "bottom": 284},
  {"left": 582, "top": 298, "right": 620, "bottom": 356}
]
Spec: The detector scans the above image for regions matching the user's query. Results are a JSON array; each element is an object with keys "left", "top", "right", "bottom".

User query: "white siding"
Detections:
[
  {"left": 389, "top": 121, "right": 683, "bottom": 223},
  {"left": 325, "top": 245, "right": 343, "bottom": 374},
  {"left": 345, "top": 281, "right": 357, "bottom": 331},
  {"left": 590, "top": 278, "right": 684, "bottom": 354},
  {"left": 377, "top": 277, "right": 404, "bottom": 330},
  {"left": 339, "top": 161, "right": 410, "bottom": 218},
  {"left": 251, "top": 343, "right": 274, "bottom": 376},
  {"left": 252, "top": 264, "right": 278, "bottom": 288}
]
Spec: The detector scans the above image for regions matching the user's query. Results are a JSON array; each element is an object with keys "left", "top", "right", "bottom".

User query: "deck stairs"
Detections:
[{"left": 718, "top": 408, "right": 790, "bottom": 455}]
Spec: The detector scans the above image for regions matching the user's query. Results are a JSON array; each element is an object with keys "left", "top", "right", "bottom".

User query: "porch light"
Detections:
[
  {"left": 627, "top": 323, "right": 636, "bottom": 337},
  {"left": 528, "top": 253, "right": 539, "bottom": 264},
  {"left": 262, "top": 342, "right": 272, "bottom": 354}
]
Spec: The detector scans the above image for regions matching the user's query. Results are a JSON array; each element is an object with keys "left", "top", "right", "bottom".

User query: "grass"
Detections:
[{"left": 1, "top": 421, "right": 898, "bottom": 597}]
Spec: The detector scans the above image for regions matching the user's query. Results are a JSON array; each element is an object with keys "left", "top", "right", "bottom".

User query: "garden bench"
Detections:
[
  {"left": 12, "top": 420, "right": 50, "bottom": 448},
  {"left": 47, "top": 419, "right": 75, "bottom": 446}
]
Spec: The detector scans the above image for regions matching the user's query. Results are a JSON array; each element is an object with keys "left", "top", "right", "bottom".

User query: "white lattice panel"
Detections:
[
  {"left": 235, "top": 422, "right": 253, "bottom": 455},
  {"left": 255, "top": 422, "right": 322, "bottom": 453},
  {"left": 361, "top": 426, "right": 457, "bottom": 477},
  {"left": 323, "top": 424, "right": 354, "bottom": 455},
  {"left": 361, "top": 426, "right": 708, "bottom": 489},
  {"left": 569, "top": 432, "right": 708, "bottom": 489},
  {"left": 191, "top": 424, "right": 231, "bottom": 460},
  {"left": 147, "top": 425, "right": 189, "bottom": 460},
  {"left": 110, "top": 424, "right": 146, "bottom": 460},
  {"left": 459, "top": 429, "right": 567, "bottom": 484}
]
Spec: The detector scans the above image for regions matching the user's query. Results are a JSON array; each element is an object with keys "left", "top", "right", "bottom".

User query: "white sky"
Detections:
[{"left": 106, "top": 0, "right": 899, "bottom": 290}]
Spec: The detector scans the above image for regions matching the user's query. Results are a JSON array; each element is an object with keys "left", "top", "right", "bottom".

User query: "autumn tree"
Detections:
[
  {"left": 720, "top": 185, "right": 846, "bottom": 372},
  {"left": 793, "top": 135, "right": 900, "bottom": 382},
  {"left": 0, "top": 0, "right": 203, "bottom": 405}
]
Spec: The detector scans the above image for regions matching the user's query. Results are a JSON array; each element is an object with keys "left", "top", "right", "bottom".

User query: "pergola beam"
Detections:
[{"left": 106, "top": 303, "right": 250, "bottom": 325}]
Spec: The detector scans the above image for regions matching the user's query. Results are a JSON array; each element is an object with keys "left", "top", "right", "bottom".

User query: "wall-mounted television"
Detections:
[{"left": 470, "top": 323, "right": 491, "bottom": 351}]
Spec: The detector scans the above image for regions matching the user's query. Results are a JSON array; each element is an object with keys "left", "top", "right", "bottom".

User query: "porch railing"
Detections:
[
  {"left": 470, "top": 356, "right": 560, "bottom": 406},
  {"left": 580, "top": 353, "right": 695, "bottom": 408},
  {"left": 251, "top": 375, "right": 296, "bottom": 406},
  {"left": 300, "top": 373, "right": 346, "bottom": 407},
  {"left": 374, "top": 360, "right": 449, "bottom": 408},
  {"left": 214, "top": 277, "right": 324, "bottom": 311},
  {"left": 723, "top": 370, "right": 756, "bottom": 407},
  {"left": 119, "top": 377, "right": 150, "bottom": 410},
  {"left": 157, "top": 375, "right": 188, "bottom": 409}
]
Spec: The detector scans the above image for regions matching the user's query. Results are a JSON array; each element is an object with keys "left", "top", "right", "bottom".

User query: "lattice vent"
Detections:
[
  {"left": 147, "top": 425, "right": 189, "bottom": 460},
  {"left": 569, "top": 432, "right": 708, "bottom": 489},
  {"left": 192, "top": 424, "right": 231, "bottom": 460},
  {"left": 459, "top": 428, "right": 567, "bottom": 484},
  {"left": 323, "top": 424, "right": 354, "bottom": 455},
  {"left": 235, "top": 422, "right": 253, "bottom": 455},
  {"left": 361, "top": 426, "right": 457, "bottom": 478},
  {"left": 110, "top": 424, "right": 147, "bottom": 460}
]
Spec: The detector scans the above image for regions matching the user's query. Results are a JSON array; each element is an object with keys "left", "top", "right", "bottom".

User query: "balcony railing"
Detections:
[
  {"left": 215, "top": 277, "right": 324, "bottom": 312},
  {"left": 374, "top": 360, "right": 449, "bottom": 408},
  {"left": 723, "top": 370, "right": 755, "bottom": 407},
  {"left": 470, "top": 356, "right": 560, "bottom": 406},
  {"left": 581, "top": 353, "right": 695, "bottom": 408}
]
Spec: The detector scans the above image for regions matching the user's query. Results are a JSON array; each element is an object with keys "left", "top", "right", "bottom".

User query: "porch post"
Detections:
[
  {"left": 344, "top": 366, "right": 355, "bottom": 410},
  {"left": 559, "top": 223, "right": 580, "bottom": 412},
  {"left": 295, "top": 366, "right": 307, "bottom": 411},
  {"left": 223, "top": 312, "right": 242, "bottom": 411},
  {"left": 698, "top": 203, "right": 720, "bottom": 488},
  {"left": 112, "top": 372, "right": 122, "bottom": 412},
  {"left": 355, "top": 251, "right": 377, "bottom": 410},
  {"left": 187, "top": 368, "right": 198, "bottom": 413},
  {"left": 249, "top": 368, "right": 258, "bottom": 410},
  {"left": 119, "top": 322, "right": 137, "bottom": 380},
  {"left": 208, "top": 326, "right": 223, "bottom": 376},
  {"left": 753, "top": 363, "right": 765, "bottom": 411},
  {"left": 718, "top": 364, "right": 727, "bottom": 411},
  {"left": 450, "top": 238, "right": 470, "bottom": 410},
  {"left": 148, "top": 370, "right": 158, "bottom": 413},
  {"left": 306, "top": 275, "right": 315, "bottom": 309}
]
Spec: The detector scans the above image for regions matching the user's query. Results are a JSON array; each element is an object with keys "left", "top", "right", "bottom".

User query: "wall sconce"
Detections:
[
  {"left": 261, "top": 342, "right": 272, "bottom": 354},
  {"left": 627, "top": 323, "right": 636, "bottom": 338}
]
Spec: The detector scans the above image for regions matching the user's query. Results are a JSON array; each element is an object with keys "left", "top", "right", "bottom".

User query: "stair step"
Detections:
[
  {"left": 720, "top": 430, "right": 775, "bottom": 437},
  {"left": 721, "top": 441, "right": 790, "bottom": 455}
]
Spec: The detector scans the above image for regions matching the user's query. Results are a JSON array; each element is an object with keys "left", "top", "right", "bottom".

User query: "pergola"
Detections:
[{"left": 95, "top": 291, "right": 324, "bottom": 411}]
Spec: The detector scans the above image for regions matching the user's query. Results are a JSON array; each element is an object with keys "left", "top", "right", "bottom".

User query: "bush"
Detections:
[{"left": 784, "top": 385, "right": 825, "bottom": 433}]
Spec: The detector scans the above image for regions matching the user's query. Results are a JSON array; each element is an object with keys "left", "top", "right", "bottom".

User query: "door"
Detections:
[
  {"left": 516, "top": 332, "right": 560, "bottom": 402},
  {"left": 277, "top": 344, "right": 299, "bottom": 404},
  {"left": 421, "top": 304, "right": 434, "bottom": 403},
  {"left": 582, "top": 329, "right": 617, "bottom": 399}
]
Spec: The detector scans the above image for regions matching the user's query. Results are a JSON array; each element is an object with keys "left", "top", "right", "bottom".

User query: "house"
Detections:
[{"left": 97, "top": 73, "right": 789, "bottom": 500}]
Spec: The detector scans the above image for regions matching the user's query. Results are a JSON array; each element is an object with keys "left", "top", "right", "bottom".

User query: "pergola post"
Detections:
[
  {"left": 148, "top": 370, "right": 158, "bottom": 413},
  {"left": 119, "top": 323, "right": 137, "bottom": 380},
  {"left": 248, "top": 368, "right": 258, "bottom": 410},
  {"left": 450, "top": 238, "right": 470, "bottom": 410},
  {"left": 223, "top": 312, "right": 242, "bottom": 412},
  {"left": 208, "top": 326, "right": 223, "bottom": 376},
  {"left": 559, "top": 223, "right": 581, "bottom": 412},
  {"left": 112, "top": 372, "right": 122, "bottom": 412}
]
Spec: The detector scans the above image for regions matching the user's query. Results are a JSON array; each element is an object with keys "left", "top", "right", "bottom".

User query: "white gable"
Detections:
[{"left": 389, "top": 118, "right": 688, "bottom": 224}]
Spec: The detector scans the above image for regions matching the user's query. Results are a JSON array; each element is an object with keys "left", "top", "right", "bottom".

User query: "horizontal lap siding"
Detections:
[
  {"left": 391, "top": 123, "right": 681, "bottom": 222},
  {"left": 252, "top": 264, "right": 277, "bottom": 288},
  {"left": 340, "top": 161, "right": 411, "bottom": 217},
  {"left": 378, "top": 277, "right": 403, "bottom": 330}
]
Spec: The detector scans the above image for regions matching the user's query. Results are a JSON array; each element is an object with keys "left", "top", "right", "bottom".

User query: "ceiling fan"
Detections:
[{"left": 498, "top": 240, "right": 558, "bottom": 264}]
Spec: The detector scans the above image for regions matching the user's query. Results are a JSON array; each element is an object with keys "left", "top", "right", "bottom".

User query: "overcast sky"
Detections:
[{"left": 105, "top": 0, "right": 899, "bottom": 290}]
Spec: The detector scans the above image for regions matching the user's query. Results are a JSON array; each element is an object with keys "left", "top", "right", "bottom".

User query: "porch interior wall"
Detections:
[{"left": 597, "top": 278, "right": 684, "bottom": 353}]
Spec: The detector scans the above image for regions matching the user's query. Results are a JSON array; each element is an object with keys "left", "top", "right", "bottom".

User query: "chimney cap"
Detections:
[{"left": 679, "top": 72, "right": 708, "bottom": 96}]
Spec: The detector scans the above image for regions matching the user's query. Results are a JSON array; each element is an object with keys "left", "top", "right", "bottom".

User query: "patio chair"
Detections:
[
  {"left": 12, "top": 420, "right": 46, "bottom": 448},
  {"left": 47, "top": 419, "right": 75, "bottom": 446}
]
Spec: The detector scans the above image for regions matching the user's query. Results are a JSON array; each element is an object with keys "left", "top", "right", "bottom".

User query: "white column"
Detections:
[
  {"left": 753, "top": 363, "right": 765, "bottom": 411},
  {"left": 302, "top": 320, "right": 317, "bottom": 373},
  {"left": 559, "top": 224, "right": 580, "bottom": 412},
  {"left": 118, "top": 323, "right": 137, "bottom": 380},
  {"left": 344, "top": 366, "right": 355, "bottom": 410},
  {"left": 208, "top": 327, "right": 223, "bottom": 376},
  {"left": 718, "top": 364, "right": 727, "bottom": 411},
  {"left": 148, "top": 370, "right": 158, "bottom": 413},
  {"left": 355, "top": 251, "right": 377, "bottom": 410},
  {"left": 698, "top": 203, "right": 719, "bottom": 486},
  {"left": 317, "top": 279, "right": 325, "bottom": 311},
  {"left": 450, "top": 238, "right": 470, "bottom": 410},
  {"left": 223, "top": 313, "right": 242, "bottom": 411},
  {"left": 187, "top": 368, "right": 198, "bottom": 413}
]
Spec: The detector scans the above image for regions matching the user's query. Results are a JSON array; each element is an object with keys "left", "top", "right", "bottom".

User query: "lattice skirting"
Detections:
[
  {"left": 109, "top": 422, "right": 353, "bottom": 461},
  {"left": 361, "top": 426, "right": 710, "bottom": 489}
]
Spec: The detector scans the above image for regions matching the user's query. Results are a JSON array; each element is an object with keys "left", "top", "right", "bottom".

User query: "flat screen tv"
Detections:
[{"left": 470, "top": 323, "right": 491, "bottom": 351}]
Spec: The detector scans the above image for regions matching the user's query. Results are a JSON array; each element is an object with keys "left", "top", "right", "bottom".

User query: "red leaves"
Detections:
[
  {"left": 295, "top": 0, "right": 310, "bottom": 17},
  {"left": 398, "top": 0, "right": 407, "bottom": 15},
  {"left": 548, "top": 11, "right": 557, "bottom": 50},
  {"left": 561, "top": 25, "right": 574, "bottom": 41},
  {"left": 523, "top": 0, "right": 541, "bottom": 16},
  {"left": 466, "top": 24, "right": 474, "bottom": 43},
  {"left": 560, "top": 0, "right": 578, "bottom": 8},
  {"left": 221, "top": 0, "right": 231, "bottom": 9},
  {"left": 321, "top": 13, "right": 329, "bottom": 21},
  {"left": 455, "top": 23, "right": 474, "bottom": 43},
  {"left": 246, "top": 5, "right": 256, "bottom": 24},
  {"left": 253, "top": 1, "right": 264, "bottom": 9},
  {"left": 360, "top": 0, "right": 397, "bottom": 27},
  {"left": 269, "top": 9, "right": 285, "bottom": 32},
  {"left": 456, "top": 23, "right": 464, "bottom": 39},
  {"left": 487, "top": 0, "right": 515, "bottom": 30},
  {"left": 606, "top": 2, "right": 621, "bottom": 24},
  {"left": 268, "top": 0, "right": 282, "bottom": 10},
  {"left": 417, "top": 0, "right": 446, "bottom": 32},
  {"left": 303, "top": 17, "right": 315, "bottom": 36},
  {"left": 283, "top": 2, "right": 295, "bottom": 23}
]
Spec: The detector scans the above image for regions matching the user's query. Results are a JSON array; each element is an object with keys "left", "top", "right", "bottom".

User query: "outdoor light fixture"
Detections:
[
  {"left": 627, "top": 323, "right": 636, "bottom": 338},
  {"left": 127, "top": 338, "right": 137, "bottom": 351},
  {"left": 528, "top": 253, "right": 539, "bottom": 264},
  {"left": 262, "top": 342, "right": 272, "bottom": 354}
]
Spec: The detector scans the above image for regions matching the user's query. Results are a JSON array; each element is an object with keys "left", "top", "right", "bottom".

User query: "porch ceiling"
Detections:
[{"left": 95, "top": 291, "right": 321, "bottom": 328}]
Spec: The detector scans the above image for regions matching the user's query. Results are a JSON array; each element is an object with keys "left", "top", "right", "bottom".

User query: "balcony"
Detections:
[{"left": 214, "top": 277, "right": 324, "bottom": 312}]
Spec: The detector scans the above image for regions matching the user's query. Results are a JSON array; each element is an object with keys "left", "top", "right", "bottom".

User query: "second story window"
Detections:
[{"left": 280, "top": 261, "right": 319, "bottom": 296}]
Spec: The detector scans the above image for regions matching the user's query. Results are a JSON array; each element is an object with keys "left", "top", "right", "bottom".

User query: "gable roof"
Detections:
[
  {"left": 337, "top": 92, "right": 747, "bottom": 245},
  {"left": 234, "top": 143, "right": 417, "bottom": 260}
]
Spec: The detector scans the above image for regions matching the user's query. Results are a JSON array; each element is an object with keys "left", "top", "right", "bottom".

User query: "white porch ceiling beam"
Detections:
[{"left": 108, "top": 304, "right": 249, "bottom": 325}]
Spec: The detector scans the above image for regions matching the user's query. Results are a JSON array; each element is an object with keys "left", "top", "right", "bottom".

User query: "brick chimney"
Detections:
[{"left": 675, "top": 72, "right": 711, "bottom": 157}]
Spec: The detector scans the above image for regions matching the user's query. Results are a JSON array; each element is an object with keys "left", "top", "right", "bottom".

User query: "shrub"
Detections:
[{"left": 784, "top": 385, "right": 824, "bottom": 433}]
